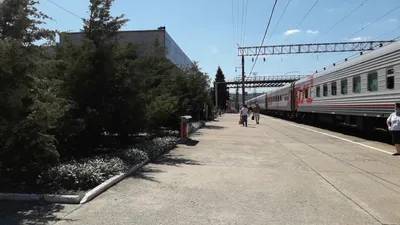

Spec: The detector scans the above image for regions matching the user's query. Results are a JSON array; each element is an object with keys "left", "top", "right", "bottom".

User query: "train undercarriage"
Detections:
[{"left": 264, "top": 110, "right": 389, "bottom": 133}]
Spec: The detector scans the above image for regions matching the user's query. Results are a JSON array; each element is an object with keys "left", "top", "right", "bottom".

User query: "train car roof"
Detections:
[
  {"left": 246, "top": 93, "right": 266, "bottom": 102},
  {"left": 294, "top": 40, "right": 400, "bottom": 84},
  {"left": 265, "top": 82, "right": 292, "bottom": 95}
]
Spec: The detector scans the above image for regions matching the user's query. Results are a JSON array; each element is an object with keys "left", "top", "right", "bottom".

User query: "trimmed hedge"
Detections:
[{"left": 37, "top": 136, "right": 178, "bottom": 193}]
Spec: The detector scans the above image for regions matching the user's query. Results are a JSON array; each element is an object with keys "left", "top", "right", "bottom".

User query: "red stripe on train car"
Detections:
[{"left": 300, "top": 104, "right": 395, "bottom": 107}]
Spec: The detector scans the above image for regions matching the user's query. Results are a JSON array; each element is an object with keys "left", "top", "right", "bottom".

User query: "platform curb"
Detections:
[
  {"left": 0, "top": 193, "right": 41, "bottom": 201},
  {"left": 0, "top": 193, "right": 81, "bottom": 203},
  {"left": 80, "top": 158, "right": 150, "bottom": 204}
]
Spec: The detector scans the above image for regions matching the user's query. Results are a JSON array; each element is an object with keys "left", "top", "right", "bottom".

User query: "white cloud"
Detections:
[
  {"left": 326, "top": 8, "right": 335, "bottom": 12},
  {"left": 211, "top": 47, "right": 218, "bottom": 54},
  {"left": 388, "top": 18, "right": 397, "bottom": 23},
  {"left": 307, "top": 30, "right": 319, "bottom": 34},
  {"left": 284, "top": 29, "right": 300, "bottom": 36},
  {"left": 349, "top": 36, "right": 368, "bottom": 41}
]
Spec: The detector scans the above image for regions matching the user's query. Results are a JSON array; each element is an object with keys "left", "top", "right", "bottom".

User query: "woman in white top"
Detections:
[
  {"left": 386, "top": 103, "right": 400, "bottom": 156},
  {"left": 240, "top": 105, "right": 249, "bottom": 127}
]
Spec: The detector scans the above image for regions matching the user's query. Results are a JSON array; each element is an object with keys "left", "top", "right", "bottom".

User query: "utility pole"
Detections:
[
  {"left": 214, "top": 81, "right": 218, "bottom": 109},
  {"left": 241, "top": 55, "right": 245, "bottom": 106}
]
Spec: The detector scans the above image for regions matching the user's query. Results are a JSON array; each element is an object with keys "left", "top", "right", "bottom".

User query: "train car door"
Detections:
[
  {"left": 265, "top": 93, "right": 268, "bottom": 110},
  {"left": 290, "top": 82, "right": 296, "bottom": 111}
]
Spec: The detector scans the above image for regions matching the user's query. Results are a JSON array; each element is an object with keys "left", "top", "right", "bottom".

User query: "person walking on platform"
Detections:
[
  {"left": 253, "top": 103, "right": 260, "bottom": 124},
  {"left": 240, "top": 105, "right": 249, "bottom": 127},
  {"left": 387, "top": 103, "right": 400, "bottom": 155}
]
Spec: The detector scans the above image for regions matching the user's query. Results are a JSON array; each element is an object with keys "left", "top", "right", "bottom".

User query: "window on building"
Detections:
[
  {"left": 387, "top": 68, "right": 394, "bottom": 90},
  {"left": 341, "top": 79, "right": 348, "bottom": 95},
  {"left": 323, "top": 84, "right": 328, "bottom": 96},
  {"left": 353, "top": 76, "right": 361, "bottom": 93},
  {"left": 316, "top": 86, "right": 320, "bottom": 97},
  {"left": 331, "top": 82, "right": 337, "bottom": 96},
  {"left": 367, "top": 72, "right": 378, "bottom": 91}
]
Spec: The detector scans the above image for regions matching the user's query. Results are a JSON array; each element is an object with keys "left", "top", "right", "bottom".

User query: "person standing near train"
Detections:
[
  {"left": 387, "top": 103, "right": 400, "bottom": 156},
  {"left": 240, "top": 105, "right": 249, "bottom": 127},
  {"left": 253, "top": 103, "right": 260, "bottom": 124}
]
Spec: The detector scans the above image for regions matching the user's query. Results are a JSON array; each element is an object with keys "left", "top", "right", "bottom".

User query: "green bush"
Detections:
[
  {"left": 37, "top": 156, "right": 127, "bottom": 191},
  {"left": 36, "top": 136, "right": 178, "bottom": 193},
  {"left": 134, "top": 137, "right": 178, "bottom": 160}
]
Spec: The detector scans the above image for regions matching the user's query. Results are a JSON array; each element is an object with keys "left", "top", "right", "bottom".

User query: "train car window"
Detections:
[
  {"left": 316, "top": 86, "right": 320, "bottom": 97},
  {"left": 367, "top": 72, "right": 378, "bottom": 92},
  {"left": 323, "top": 84, "right": 328, "bottom": 96},
  {"left": 353, "top": 76, "right": 361, "bottom": 93},
  {"left": 341, "top": 79, "right": 348, "bottom": 95},
  {"left": 387, "top": 68, "right": 394, "bottom": 89},
  {"left": 331, "top": 82, "right": 337, "bottom": 96}
]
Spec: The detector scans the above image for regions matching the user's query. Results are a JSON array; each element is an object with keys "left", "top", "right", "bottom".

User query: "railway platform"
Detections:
[{"left": 3, "top": 114, "right": 400, "bottom": 225}]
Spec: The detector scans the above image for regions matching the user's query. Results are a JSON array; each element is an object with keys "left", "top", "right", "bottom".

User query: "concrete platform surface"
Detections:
[{"left": 2, "top": 114, "right": 400, "bottom": 225}]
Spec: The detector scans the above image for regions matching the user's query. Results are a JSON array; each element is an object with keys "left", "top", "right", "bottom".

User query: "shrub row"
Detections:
[
  {"left": 189, "top": 121, "right": 206, "bottom": 134},
  {"left": 37, "top": 136, "right": 178, "bottom": 194}
]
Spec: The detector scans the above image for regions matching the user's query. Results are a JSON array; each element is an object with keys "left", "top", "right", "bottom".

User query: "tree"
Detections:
[
  {"left": 0, "top": 0, "right": 66, "bottom": 181},
  {"left": 56, "top": 0, "right": 143, "bottom": 155},
  {"left": 214, "top": 66, "right": 230, "bottom": 110}
]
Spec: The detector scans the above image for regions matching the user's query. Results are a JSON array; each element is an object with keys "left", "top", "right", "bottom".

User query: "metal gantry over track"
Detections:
[
  {"left": 213, "top": 74, "right": 309, "bottom": 110},
  {"left": 228, "top": 40, "right": 396, "bottom": 106},
  {"left": 226, "top": 75, "right": 309, "bottom": 88},
  {"left": 237, "top": 40, "right": 395, "bottom": 56}
]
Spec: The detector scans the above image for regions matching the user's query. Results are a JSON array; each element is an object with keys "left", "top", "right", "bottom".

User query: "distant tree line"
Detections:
[{"left": 0, "top": 0, "right": 212, "bottom": 184}]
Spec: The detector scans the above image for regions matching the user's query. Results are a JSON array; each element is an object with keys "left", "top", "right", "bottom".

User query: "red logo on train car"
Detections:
[{"left": 294, "top": 75, "right": 314, "bottom": 109}]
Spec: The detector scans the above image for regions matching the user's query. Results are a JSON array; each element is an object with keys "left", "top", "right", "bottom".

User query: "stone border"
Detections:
[
  {"left": 0, "top": 159, "right": 151, "bottom": 204},
  {"left": 80, "top": 158, "right": 150, "bottom": 204},
  {"left": 0, "top": 193, "right": 81, "bottom": 204},
  {"left": 0, "top": 121, "right": 206, "bottom": 204}
]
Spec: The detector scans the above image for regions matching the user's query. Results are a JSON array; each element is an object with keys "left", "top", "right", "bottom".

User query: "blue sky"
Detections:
[{"left": 37, "top": 0, "right": 400, "bottom": 93}]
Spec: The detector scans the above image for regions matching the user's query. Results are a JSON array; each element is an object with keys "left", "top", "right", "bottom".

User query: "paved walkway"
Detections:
[{"left": 2, "top": 114, "right": 400, "bottom": 225}]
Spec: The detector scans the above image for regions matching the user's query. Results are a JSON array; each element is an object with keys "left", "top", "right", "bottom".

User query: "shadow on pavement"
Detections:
[
  {"left": 130, "top": 151, "right": 202, "bottom": 183},
  {"left": 178, "top": 138, "right": 199, "bottom": 146},
  {"left": 154, "top": 153, "right": 202, "bottom": 167},
  {"left": 0, "top": 201, "right": 77, "bottom": 225},
  {"left": 202, "top": 125, "right": 225, "bottom": 130},
  {"left": 130, "top": 167, "right": 163, "bottom": 183}
]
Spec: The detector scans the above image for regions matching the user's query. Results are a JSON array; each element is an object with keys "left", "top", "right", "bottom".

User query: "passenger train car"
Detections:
[{"left": 245, "top": 40, "right": 400, "bottom": 131}]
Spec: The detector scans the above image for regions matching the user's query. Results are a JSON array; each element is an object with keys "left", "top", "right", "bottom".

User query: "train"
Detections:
[{"left": 245, "top": 40, "right": 400, "bottom": 131}]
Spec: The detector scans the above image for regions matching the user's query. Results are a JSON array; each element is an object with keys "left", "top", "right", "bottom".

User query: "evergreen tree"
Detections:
[
  {"left": 57, "top": 0, "right": 143, "bottom": 155},
  {"left": 214, "top": 66, "right": 229, "bottom": 110},
  {"left": 0, "top": 0, "right": 66, "bottom": 181}
]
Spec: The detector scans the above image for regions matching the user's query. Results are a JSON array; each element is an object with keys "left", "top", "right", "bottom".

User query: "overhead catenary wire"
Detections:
[
  {"left": 345, "top": 3, "right": 400, "bottom": 40},
  {"left": 318, "top": 3, "right": 400, "bottom": 68},
  {"left": 312, "top": 0, "right": 368, "bottom": 65},
  {"left": 266, "top": 0, "right": 292, "bottom": 44},
  {"left": 376, "top": 27, "right": 400, "bottom": 40},
  {"left": 241, "top": 0, "right": 249, "bottom": 45},
  {"left": 313, "top": 0, "right": 368, "bottom": 43},
  {"left": 284, "top": 0, "right": 319, "bottom": 43},
  {"left": 231, "top": 0, "right": 237, "bottom": 69},
  {"left": 247, "top": 0, "right": 279, "bottom": 79},
  {"left": 46, "top": 0, "right": 84, "bottom": 20}
]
